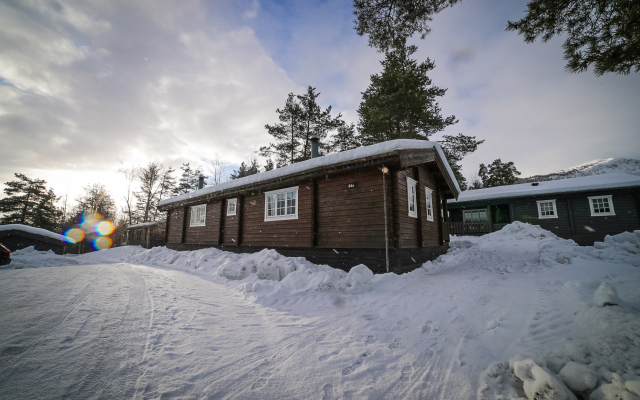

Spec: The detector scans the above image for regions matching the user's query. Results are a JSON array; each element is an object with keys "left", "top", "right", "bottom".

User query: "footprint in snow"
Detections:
[
  {"left": 322, "top": 384, "right": 334, "bottom": 400},
  {"left": 389, "top": 338, "right": 400, "bottom": 349},
  {"left": 422, "top": 322, "right": 432, "bottom": 334},
  {"left": 364, "top": 335, "right": 373, "bottom": 344},
  {"left": 341, "top": 353, "right": 368, "bottom": 376},
  {"left": 318, "top": 351, "right": 339, "bottom": 362},
  {"left": 397, "top": 317, "right": 410, "bottom": 326},
  {"left": 399, "top": 365, "right": 412, "bottom": 382}
]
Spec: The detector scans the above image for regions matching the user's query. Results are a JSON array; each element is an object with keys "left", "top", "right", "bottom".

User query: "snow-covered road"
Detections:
[{"left": 1, "top": 223, "right": 639, "bottom": 399}]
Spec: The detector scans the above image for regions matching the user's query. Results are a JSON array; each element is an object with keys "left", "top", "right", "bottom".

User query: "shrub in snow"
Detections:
[
  {"left": 593, "top": 282, "right": 621, "bottom": 307},
  {"left": 559, "top": 361, "right": 598, "bottom": 392},
  {"left": 345, "top": 264, "right": 373, "bottom": 287},
  {"left": 513, "top": 359, "right": 578, "bottom": 400}
]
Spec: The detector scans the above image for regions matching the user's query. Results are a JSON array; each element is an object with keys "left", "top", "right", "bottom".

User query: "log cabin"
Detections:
[
  {"left": 447, "top": 173, "right": 640, "bottom": 245},
  {"left": 126, "top": 220, "right": 166, "bottom": 248},
  {"left": 158, "top": 139, "right": 461, "bottom": 274}
]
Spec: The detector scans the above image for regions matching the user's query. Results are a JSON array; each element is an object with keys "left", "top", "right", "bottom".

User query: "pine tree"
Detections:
[
  {"left": 230, "top": 159, "right": 261, "bottom": 180},
  {"left": 31, "top": 189, "right": 63, "bottom": 232},
  {"left": 135, "top": 162, "right": 162, "bottom": 223},
  {"left": 263, "top": 158, "right": 275, "bottom": 171},
  {"left": 437, "top": 134, "right": 485, "bottom": 191},
  {"left": 297, "top": 86, "right": 343, "bottom": 161},
  {"left": 0, "top": 173, "right": 61, "bottom": 229},
  {"left": 358, "top": 41, "right": 457, "bottom": 145},
  {"left": 329, "top": 122, "right": 361, "bottom": 153},
  {"left": 174, "top": 163, "right": 206, "bottom": 195},
  {"left": 153, "top": 166, "right": 176, "bottom": 221},
  {"left": 260, "top": 93, "right": 304, "bottom": 166},
  {"left": 478, "top": 159, "right": 521, "bottom": 188}
]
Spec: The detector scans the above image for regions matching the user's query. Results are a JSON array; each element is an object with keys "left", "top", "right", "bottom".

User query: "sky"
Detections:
[{"left": 2, "top": 0, "right": 639, "bottom": 213}]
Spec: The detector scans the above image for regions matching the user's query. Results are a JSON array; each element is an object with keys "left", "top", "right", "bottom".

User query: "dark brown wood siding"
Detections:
[
  {"left": 394, "top": 169, "right": 420, "bottom": 248},
  {"left": 242, "top": 183, "right": 313, "bottom": 247},
  {"left": 183, "top": 200, "right": 222, "bottom": 245},
  {"left": 512, "top": 197, "right": 573, "bottom": 238},
  {"left": 316, "top": 169, "right": 386, "bottom": 248},
  {"left": 417, "top": 165, "right": 440, "bottom": 247},
  {"left": 222, "top": 198, "right": 241, "bottom": 246},
  {"left": 566, "top": 191, "right": 640, "bottom": 245},
  {"left": 166, "top": 207, "right": 185, "bottom": 244}
]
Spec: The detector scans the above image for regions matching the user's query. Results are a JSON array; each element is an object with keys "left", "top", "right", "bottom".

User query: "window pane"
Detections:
[
  {"left": 277, "top": 193, "right": 285, "bottom": 215},
  {"left": 286, "top": 191, "right": 296, "bottom": 215},
  {"left": 267, "top": 195, "right": 274, "bottom": 217}
]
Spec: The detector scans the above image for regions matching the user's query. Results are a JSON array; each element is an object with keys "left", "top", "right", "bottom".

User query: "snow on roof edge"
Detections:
[
  {"left": 449, "top": 173, "right": 640, "bottom": 203},
  {"left": 0, "top": 224, "right": 76, "bottom": 244},
  {"left": 127, "top": 221, "right": 165, "bottom": 229},
  {"left": 159, "top": 140, "right": 461, "bottom": 207}
]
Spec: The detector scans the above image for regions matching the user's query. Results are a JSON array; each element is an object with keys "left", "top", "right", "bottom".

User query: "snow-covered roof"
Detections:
[
  {"left": 159, "top": 139, "right": 460, "bottom": 207},
  {"left": 450, "top": 173, "right": 640, "bottom": 203},
  {"left": 127, "top": 221, "right": 165, "bottom": 229},
  {"left": 0, "top": 224, "right": 76, "bottom": 244}
]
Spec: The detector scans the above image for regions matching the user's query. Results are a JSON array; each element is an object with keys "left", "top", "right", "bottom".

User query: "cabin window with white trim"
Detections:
[
  {"left": 227, "top": 198, "right": 237, "bottom": 216},
  {"left": 463, "top": 209, "right": 487, "bottom": 222},
  {"left": 537, "top": 200, "right": 558, "bottom": 219},
  {"left": 588, "top": 195, "right": 615, "bottom": 216},
  {"left": 425, "top": 187, "right": 434, "bottom": 222},
  {"left": 190, "top": 204, "right": 206, "bottom": 227},
  {"left": 264, "top": 186, "right": 298, "bottom": 221},
  {"left": 407, "top": 177, "right": 417, "bottom": 218}
]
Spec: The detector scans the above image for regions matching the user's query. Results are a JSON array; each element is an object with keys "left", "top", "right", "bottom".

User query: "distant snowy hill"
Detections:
[{"left": 518, "top": 157, "right": 640, "bottom": 183}]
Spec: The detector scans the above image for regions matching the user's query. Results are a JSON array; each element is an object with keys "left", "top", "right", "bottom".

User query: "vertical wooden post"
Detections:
[
  {"left": 487, "top": 205, "right": 493, "bottom": 233},
  {"left": 437, "top": 189, "right": 444, "bottom": 246},
  {"left": 442, "top": 195, "right": 450, "bottom": 242},
  {"left": 181, "top": 206, "right": 188, "bottom": 244},
  {"left": 311, "top": 179, "right": 318, "bottom": 247},
  {"left": 164, "top": 211, "right": 170, "bottom": 244},
  {"left": 237, "top": 196, "right": 244, "bottom": 246},
  {"left": 414, "top": 167, "right": 423, "bottom": 247},
  {"left": 509, "top": 202, "right": 515, "bottom": 223},
  {"left": 567, "top": 198, "right": 575, "bottom": 234},
  {"left": 218, "top": 200, "right": 225, "bottom": 246}
]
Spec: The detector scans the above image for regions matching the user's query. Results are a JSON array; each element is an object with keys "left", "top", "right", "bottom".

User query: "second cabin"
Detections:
[{"left": 157, "top": 139, "right": 461, "bottom": 274}]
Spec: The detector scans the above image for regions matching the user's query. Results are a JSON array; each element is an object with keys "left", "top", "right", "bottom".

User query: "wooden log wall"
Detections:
[
  {"left": 241, "top": 181, "right": 313, "bottom": 248},
  {"left": 393, "top": 169, "right": 420, "bottom": 248},
  {"left": 183, "top": 200, "right": 222, "bottom": 245},
  {"left": 417, "top": 165, "right": 440, "bottom": 247},
  {"left": 316, "top": 169, "right": 386, "bottom": 248}
]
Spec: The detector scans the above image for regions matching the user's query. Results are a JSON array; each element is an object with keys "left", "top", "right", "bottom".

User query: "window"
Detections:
[
  {"left": 463, "top": 209, "right": 487, "bottom": 222},
  {"left": 190, "top": 204, "right": 206, "bottom": 226},
  {"left": 536, "top": 200, "right": 558, "bottom": 219},
  {"left": 264, "top": 186, "right": 298, "bottom": 221},
  {"left": 588, "top": 195, "right": 615, "bottom": 216},
  {"left": 407, "top": 177, "right": 417, "bottom": 218},
  {"left": 227, "top": 198, "right": 237, "bottom": 216},
  {"left": 425, "top": 187, "right": 434, "bottom": 222}
]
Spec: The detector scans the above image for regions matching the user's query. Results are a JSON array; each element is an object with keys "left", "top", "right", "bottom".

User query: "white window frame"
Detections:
[
  {"left": 463, "top": 209, "right": 488, "bottom": 222},
  {"left": 264, "top": 186, "right": 299, "bottom": 221},
  {"left": 536, "top": 199, "right": 558, "bottom": 219},
  {"left": 407, "top": 177, "right": 418, "bottom": 218},
  {"left": 425, "top": 187, "right": 434, "bottom": 222},
  {"left": 190, "top": 204, "right": 206, "bottom": 227},
  {"left": 588, "top": 195, "right": 615, "bottom": 216},
  {"left": 227, "top": 198, "right": 237, "bottom": 216}
]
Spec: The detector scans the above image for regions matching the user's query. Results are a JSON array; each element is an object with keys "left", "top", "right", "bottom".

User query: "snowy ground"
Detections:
[{"left": 1, "top": 223, "right": 639, "bottom": 400}]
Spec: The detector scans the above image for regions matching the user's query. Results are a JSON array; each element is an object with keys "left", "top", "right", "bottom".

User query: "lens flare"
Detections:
[
  {"left": 63, "top": 228, "right": 85, "bottom": 243},
  {"left": 80, "top": 212, "right": 102, "bottom": 230},
  {"left": 95, "top": 221, "right": 115, "bottom": 236},
  {"left": 92, "top": 236, "right": 113, "bottom": 251}
]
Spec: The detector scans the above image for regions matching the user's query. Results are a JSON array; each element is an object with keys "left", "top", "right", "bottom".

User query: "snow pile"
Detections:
[
  {"left": 0, "top": 224, "right": 75, "bottom": 243},
  {"left": 4, "top": 246, "right": 80, "bottom": 269},
  {"left": 593, "top": 281, "right": 622, "bottom": 307},
  {"left": 513, "top": 358, "right": 577, "bottom": 400},
  {"left": 586, "top": 231, "right": 640, "bottom": 267},
  {"left": 480, "top": 280, "right": 640, "bottom": 400}
]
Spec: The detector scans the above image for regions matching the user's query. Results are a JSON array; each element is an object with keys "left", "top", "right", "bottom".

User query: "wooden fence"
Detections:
[{"left": 449, "top": 221, "right": 491, "bottom": 236}]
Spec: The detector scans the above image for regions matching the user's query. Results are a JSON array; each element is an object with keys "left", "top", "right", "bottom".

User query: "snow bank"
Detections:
[
  {"left": 481, "top": 280, "right": 640, "bottom": 400},
  {"left": 0, "top": 224, "right": 75, "bottom": 243}
]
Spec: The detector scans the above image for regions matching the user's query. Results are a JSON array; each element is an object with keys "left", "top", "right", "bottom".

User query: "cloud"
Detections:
[{"left": 0, "top": 0, "right": 297, "bottom": 206}]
